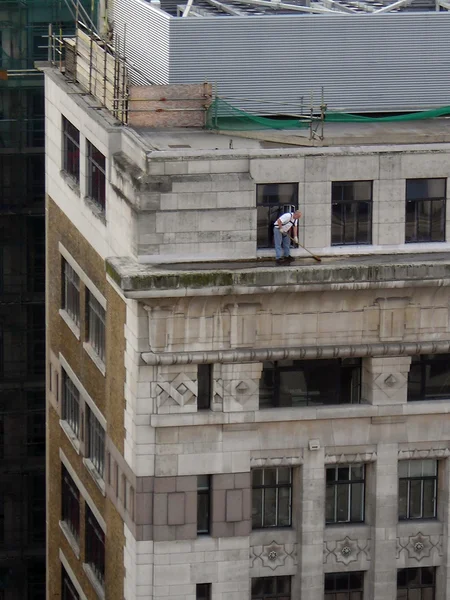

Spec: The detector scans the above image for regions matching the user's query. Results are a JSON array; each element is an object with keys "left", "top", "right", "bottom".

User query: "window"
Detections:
[
  {"left": 62, "top": 370, "right": 80, "bottom": 438},
  {"left": 62, "top": 260, "right": 80, "bottom": 327},
  {"left": 196, "top": 583, "right": 211, "bottom": 600},
  {"left": 397, "top": 567, "right": 435, "bottom": 600},
  {"left": 197, "top": 364, "right": 212, "bottom": 410},
  {"left": 85, "top": 506, "right": 105, "bottom": 588},
  {"left": 27, "top": 411, "right": 45, "bottom": 457},
  {"left": 252, "top": 576, "right": 291, "bottom": 600},
  {"left": 87, "top": 141, "right": 106, "bottom": 210},
  {"left": 399, "top": 460, "right": 437, "bottom": 520},
  {"left": 331, "top": 181, "right": 372, "bottom": 245},
  {"left": 405, "top": 179, "right": 445, "bottom": 243},
  {"left": 61, "top": 466, "right": 80, "bottom": 543},
  {"left": 257, "top": 183, "right": 298, "bottom": 248},
  {"left": 407, "top": 354, "right": 450, "bottom": 401},
  {"left": 252, "top": 467, "right": 292, "bottom": 529},
  {"left": 259, "top": 358, "right": 361, "bottom": 408},
  {"left": 325, "top": 573, "right": 364, "bottom": 600},
  {"left": 26, "top": 560, "right": 45, "bottom": 600},
  {"left": 197, "top": 475, "right": 211, "bottom": 535},
  {"left": 326, "top": 464, "right": 365, "bottom": 524},
  {"left": 87, "top": 292, "right": 106, "bottom": 363},
  {"left": 28, "top": 475, "right": 45, "bottom": 544},
  {"left": 62, "top": 117, "right": 80, "bottom": 183},
  {"left": 86, "top": 408, "right": 105, "bottom": 479},
  {"left": 62, "top": 567, "right": 80, "bottom": 600}
]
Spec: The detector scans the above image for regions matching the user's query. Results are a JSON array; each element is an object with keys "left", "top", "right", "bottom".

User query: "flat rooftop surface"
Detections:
[{"left": 133, "top": 118, "right": 450, "bottom": 152}]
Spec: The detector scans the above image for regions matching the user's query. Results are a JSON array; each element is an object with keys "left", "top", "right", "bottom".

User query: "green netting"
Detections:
[{"left": 206, "top": 97, "right": 450, "bottom": 131}]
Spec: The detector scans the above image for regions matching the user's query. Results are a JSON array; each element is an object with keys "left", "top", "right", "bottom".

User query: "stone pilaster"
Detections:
[
  {"left": 437, "top": 457, "right": 450, "bottom": 598},
  {"left": 362, "top": 356, "right": 411, "bottom": 405},
  {"left": 296, "top": 446, "right": 325, "bottom": 600},
  {"left": 368, "top": 443, "right": 398, "bottom": 600}
]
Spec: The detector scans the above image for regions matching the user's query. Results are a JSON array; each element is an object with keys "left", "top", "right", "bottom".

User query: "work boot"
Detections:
[
  {"left": 284, "top": 256, "right": 294, "bottom": 263},
  {"left": 275, "top": 258, "right": 285, "bottom": 266}
]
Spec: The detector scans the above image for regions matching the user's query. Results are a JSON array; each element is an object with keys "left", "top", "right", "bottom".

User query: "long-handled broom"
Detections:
[{"left": 289, "top": 235, "right": 322, "bottom": 263}]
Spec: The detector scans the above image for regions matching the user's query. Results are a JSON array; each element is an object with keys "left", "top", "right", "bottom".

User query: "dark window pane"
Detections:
[
  {"left": 325, "top": 484, "right": 335, "bottom": 523},
  {"left": 252, "top": 468, "right": 292, "bottom": 529},
  {"left": 398, "top": 479, "right": 408, "bottom": 519},
  {"left": 331, "top": 181, "right": 372, "bottom": 245},
  {"left": 263, "top": 487, "right": 277, "bottom": 527},
  {"left": 422, "top": 479, "right": 436, "bottom": 518},
  {"left": 421, "top": 567, "right": 435, "bottom": 585},
  {"left": 409, "top": 480, "right": 422, "bottom": 518},
  {"left": 197, "top": 364, "right": 212, "bottom": 410},
  {"left": 277, "top": 486, "right": 291, "bottom": 526},
  {"left": 350, "top": 482, "right": 364, "bottom": 522},
  {"left": 197, "top": 476, "right": 210, "bottom": 534},
  {"left": 252, "top": 489, "right": 263, "bottom": 529},
  {"left": 336, "top": 484, "right": 349, "bottom": 522}
]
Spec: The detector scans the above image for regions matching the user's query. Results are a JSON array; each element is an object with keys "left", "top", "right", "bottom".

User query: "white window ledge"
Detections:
[
  {"left": 82, "top": 563, "right": 105, "bottom": 600},
  {"left": 59, "top": 309, "right": 81, "bottom": 340},
  {"left": 60, "top": 420, "right": 81, "bottom": 454},
  {"left": 83, "top": 342, "right": 106, "bottom": 377},
  {"left": 83, "top": 458, "right": 106, "bottom": 496},
  {"left": 59, "top": 520, "right": 80, "bottom": 559}
]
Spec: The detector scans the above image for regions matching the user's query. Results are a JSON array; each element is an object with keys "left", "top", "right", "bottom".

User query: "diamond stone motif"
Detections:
[
  {"left": 176, "top": 383, "right": 188, "bottom": 395},
  {"left": 384, "top": 374, "right": 397, "bottom": 387}
]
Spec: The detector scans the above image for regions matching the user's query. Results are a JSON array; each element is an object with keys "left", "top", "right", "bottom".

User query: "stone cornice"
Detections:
[{"left": 141, "top": 340, "right": 450, "bottom": 366}]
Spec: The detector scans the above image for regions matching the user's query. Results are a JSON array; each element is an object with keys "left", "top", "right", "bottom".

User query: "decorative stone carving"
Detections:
[
  {"left": 396, "top": 532, "right": 443, "bottom": 562},
  {"left": 325, "top": 452, "right": 377, "bottom": 465},
  {"left": 373, "top": 371, "right": 407, "bottom": 398},
  {"left": 154, "top": 372, "right": 197, "bottom": 408},
  {"left": 250, "top": 456, "right": 303, "bottom": 468},
  {"left": 323, "top": 537, "right": 371, "bottom": 566},
  {"left": 398, "top": 448, "right": 450, "bottom": 460},
  {"left": 250, "top": 541, "right": 297, "bottom": 571}
]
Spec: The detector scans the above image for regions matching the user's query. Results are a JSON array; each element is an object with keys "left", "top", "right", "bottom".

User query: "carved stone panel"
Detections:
[
  {"left": 323, "top": 536, "right": 371, "bottom": 568},
  {"left": 250, "top": 540, "right": 297, "bottom": 573},
  {"left": 397, "top": 532, "right": 443, "bottom": 566}
]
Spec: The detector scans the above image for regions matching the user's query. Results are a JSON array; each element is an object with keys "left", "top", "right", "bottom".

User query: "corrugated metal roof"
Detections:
[{"left": 114, "top": 0, "right": 450, "bottom": 113}]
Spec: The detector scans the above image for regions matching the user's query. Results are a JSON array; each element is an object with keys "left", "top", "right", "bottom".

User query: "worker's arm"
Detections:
[
  {"left": 293, "top": 224, "right": 299, "bottom": 245},
  {"left": 276, "top": 217, "right": 284, "bottom": 228}
]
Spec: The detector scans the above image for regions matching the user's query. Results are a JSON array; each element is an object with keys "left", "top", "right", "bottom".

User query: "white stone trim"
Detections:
[
  {"left": 83, "top": 341, "right": 106, "bottom": 377},
  {"left": 59, "top": 308, "right": 81, "bottom": 340},
  {"left": 59, "top": 448, "right": 107, "bottom": 533},
  {"left": 325, "top": 452, "right": 378, "bottom": 464},
  {"left": 82, "top": 563, "right": 106, "bottom": 600},
  {"left": 250, "top": 456, "right": 303, "bottom": 467},
  {"left": 59, "top": 419, "right": 81, "bottom": 454},
  {"left": 83, "top": 458, "right": 106, "bottom": 496},
  {"left": 59, "top": 353, "right": 107, "bottom": 430},
  {"left": 398, "top": 448, "right": 450, "bottom": 460},
  {"left": 59, "top": 549, "right": 88, "bottom": 600},
  {"left": 59, "top": 242, "right": 107, "bottom": 309},
  {"left": 59, "top": 520, "right": 80, "bottom": 559}
]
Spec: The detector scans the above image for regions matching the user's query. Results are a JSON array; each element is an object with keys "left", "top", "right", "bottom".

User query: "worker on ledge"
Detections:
[{"left": 273, "top": 210, "right": 302, "bottom": 265}]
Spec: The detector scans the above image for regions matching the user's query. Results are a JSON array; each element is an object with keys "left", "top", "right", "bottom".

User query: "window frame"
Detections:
[
  {"left": 256, "top": 183, "right": 299, "bottom": 249},
  {"left": 62, "top": 370, "right": 81, "bottom": 439},
  {"left": 86, "top": 291, "right": 106, "bottom": 364},
  {"left": 331, "top": 180, "right": 373, "bottom": 246},
  {"left": 407, "top": 354, "right": 450, "bottom": 401},
  {"left": 397, "top": 567, "right": 436, "bottom": 600},
  {"left": 259, "top": 358, "right": 362, "bottom": 409},
  {"left": 62, "top": 117, "right": 80, "bottom": 183},
  {"left": 405, "top": 178, "right": 446, "bottom": 244},
  {"left": 252, "top": 467, "right": 292, "bottom": 529},
  {"left": 326, "top": 464, "right": 365, "bottom": 524},
  {"left": 197, "top": 475, "right": 211, "bottom": 535},
  {"left": 85, "top": 506, "right": 105, "bottom": 588},
  {"left": 325, "top": 572, "right": 364, "bottom": 600},
  {"left": 86, "top": 407, "right": 105, "bottom": 480},
  {"left": 86, "top": 141, "right": 106, "bottom": 211},
  {"left": 197, "top": 364, "right": 213, "bottom": 410},
  {"left": 398, "top": 460, "right": 437, "bottom": 520},
  {"left": 61, "top": 466, "right": 80, "bottom": 544},
  {"left": 62, "top": 259, "right": 81, "bottom": 328},
  {"left": 62, "top": 566, "right": 80, "bottom": 600},
  {"left": 251, "top": 576, "right": 291, "bottom": 600}
]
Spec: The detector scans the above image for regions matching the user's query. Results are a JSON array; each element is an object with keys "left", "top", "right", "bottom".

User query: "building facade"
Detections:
[{"left": 45, "top": 62, "right": 450, "bottom": 600}]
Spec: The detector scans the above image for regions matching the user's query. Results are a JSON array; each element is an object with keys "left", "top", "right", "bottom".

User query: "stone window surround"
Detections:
[
  {"left": 58, "top": 243, "right": 107, "bottom": 375},
  {"left": 59, "top": 549, "right": 89, "bottom": 600},
  {"left": 59, "top": 354, "right": 107, "bottom": 493}
]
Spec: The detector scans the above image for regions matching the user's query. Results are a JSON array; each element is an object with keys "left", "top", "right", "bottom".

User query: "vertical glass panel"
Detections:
[
  {"left": 397, "top": 590, "right": 408, "bottom": 600},
  {"left": 277, "top": 468, "right": 291, "bottom": 484},
  {"left": 259, "top": 364, "right": 275, "bottom": 408},
  {"left": 430, "top": 198, "right": 445, "bottom": 241},
  {"left": 332, "top": 203, "right": 345, "bottom": 245},
  {"left": 251, "top": 578, "right": 264, "bottom": 596},
  {"left": 422, "top": 588, "right": 435, "bottom": 600},
  {"left": 263, "top": 488, "right": 277, "bottom": 527},
  {"left": 421, "top": 566, "right": 435, "bottom": 585},
  {"left": 409, "top": 461, "right": 423, "bottom": 477},
  {"left": 276, "top": 576, "right": 291, "bottom": 593},
  {"left": 406, "top": 568, "right": 420, "bottom": 585},
  {"left": 425, "top": 358, "right": 450, "bottom": 399},
  {"left": 422, "top": 479, "right": 436, "bottom": 518},
  {"left": 327, "top": 468, "right": 337, "bottom": 483},
  {"left": 253, "top": 469, "right": 263, "bottom": 486},
  {"left": 351, "top": 465, "right": 364, "bottom": 480},
  {"left": 397, "top": 570, "right": 407, "bottom": 587},
  {"left": 325, "top": 484, "right": 335, "bottom": 523},
  {"left": 264, "top": 469, "right": 276, "bottom": 486},
  {"left": 398, "top": 480, "right": 408, "bottom": 519},
  {"left": 422, "top": 460, "right": 437, "bottom": 476},
  {"left": 334, "top": 573, "right": 348, "bottom": 591},
  {"left": 409, "top": 480, "right": 422, "bottom": 518},
  {"left": 407, "top": 361, "right": 422, "bottom": 400},
  {"left": 338, "top": 467, "right": 350, "bottom": 481},
  {"left": 324, "top": 574, "right": 335, "bottom": 592},
  {"left": 350, "top": 482, "right": 364, "bottom": 522},
  {"left": 252, "top": 489, "right": 263, "bottom": 529},
  {"left": 349, "top": 571, "right": 363, "bottom": 589},
  {"left": 277, "top": 486, "right": 291, "bottom": 526},
  {"left": 336, "top": 484, "right": 349, "bottom": 522},
  {"left": 398, "top": 461, "right": 410, "bottom": 478},
  {"left": 405, "top": 200, "right": 417, "bottom": 243},
  {"left": 408, "top": 589, "right": 421, "bottom": 600}
]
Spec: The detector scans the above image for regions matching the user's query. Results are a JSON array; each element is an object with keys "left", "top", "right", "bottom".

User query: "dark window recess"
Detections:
[
  {"left": 259, "top": 358, "right": 361, "bottom": 408},
  {"left": 257, "top": 183, "right": 298, "bottom": 249},
  {"left": 27, "top": 391, "right": 45, "bottom": 457},
  {"left": 62, "top": 260, "right": 80, "bottom": 327},
  {"left": 252, "top": 467, "right": 292, "bottom": 529},
  {"left": 331, "top": 181, "right": 372, "bottom": 246},
  {"left": 405, "top": 179, "right": 446, "bottom": 243},
  {"left": 0, "top": 493, "right": 4, "bottom": 543},
  {"left": 326, "top": 464, "right": 365, "bottom": 524},
  {"left": 87, "top": 141, "right": 106, "bottom": 211},
  {"left": 325, "top": 572, "right": 364, "bottom": 600},
  {"left": 398, "top": 460, "right": 437, "bottom": 520},
  {"left": 196, "top": 583, "right": 211, "bottom": 600},
  {"left": 407, "top": 354, "right": 450, "bottom": 401},
  {"left": 397, "top": 567, "right": 436, "bottom": 600},
  {"left": 62, "top": 566, "right": 80, "bottom": 600},
  {"left": 251, "top": 576, "right": 291, "bottom": 600},
  {"left": 28, "top": 475, "right": 46, "bottom": 544},
  {"left": 28, "top": 303, "right": 45, "bottom": 376},
  {"left": 61, "top": 466, "right": 80, "bottom": 543},
  {"left": 87, "top": 408, "right": 105, "bottom": 479},
  {"left": 87, "top": 291, "right": 106, "bottom": 363},
  {"left": 197, "top": 475, "right": 211, "bottom": 534},
  {"left": 85, "top": 506, "right": 105, "bottom": 588},
  {"left": 62, "top": 370, "right": 80, "bottom": 438},
  {"left": 62, "top": 117, "right": 80, "bottom": 182},
  {"left": 27, "top": 560, "right": 46, "bottom": 600},
  {"left": 197, "top": 364, "right": 212, "bottom": 410}
]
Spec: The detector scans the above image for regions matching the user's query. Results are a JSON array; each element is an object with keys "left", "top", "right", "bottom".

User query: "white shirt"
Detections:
[{"left": 275, "top": 212, "right": 297, "bottom": 234}]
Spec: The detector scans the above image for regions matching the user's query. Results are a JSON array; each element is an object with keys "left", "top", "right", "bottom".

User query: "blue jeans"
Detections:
[{"left": 273, "top": 227, "right": 291, "bottom": 259}]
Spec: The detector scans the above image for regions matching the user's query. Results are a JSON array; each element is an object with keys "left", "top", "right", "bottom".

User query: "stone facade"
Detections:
[{"left": 44, "top": 64, "right": 450, "bottom": 600}]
